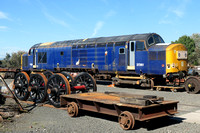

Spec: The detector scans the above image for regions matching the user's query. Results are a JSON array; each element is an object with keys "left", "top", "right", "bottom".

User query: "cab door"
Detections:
[
  {"left": 127, "top": 41, "right": 135, "bottom": 70},
  {"left": 33, "top": 49, "right": 37, "bottom": 68}
]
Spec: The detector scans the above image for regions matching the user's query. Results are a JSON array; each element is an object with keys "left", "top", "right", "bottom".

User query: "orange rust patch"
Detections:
[
  {"left": 28, "top": 87, "right": 31, "bottom": 92},
  {"left": 47, "top": 89, "right": 51, "bottom": 94}
]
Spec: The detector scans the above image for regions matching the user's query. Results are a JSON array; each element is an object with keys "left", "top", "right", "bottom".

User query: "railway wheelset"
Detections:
[{"left": 13, "top": 71, "right": 97, "bottom": 107}]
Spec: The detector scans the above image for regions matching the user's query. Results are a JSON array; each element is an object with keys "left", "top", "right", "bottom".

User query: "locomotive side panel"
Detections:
[
  {"left": 148, "top": 44, "right": 167, "bottom": 75},
  {"left": 52, "top": 47, "right": 72, "bottom": 69},
  {"left": 114, "top": 42, "right": 127, "bottom": 72},
  {"left": 86, "top": 44, "right": 96, "bottom": 69},
  {"left": 106, "top": 43, "right": 115, "bottom": 71},
  {"left": 96, "top": 43, "right": 106, "bottom": 71}
]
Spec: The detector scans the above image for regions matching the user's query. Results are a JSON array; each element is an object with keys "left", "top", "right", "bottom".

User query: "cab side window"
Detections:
[{"left": 28, "top": 49, "right": 33, "bottom": 55}]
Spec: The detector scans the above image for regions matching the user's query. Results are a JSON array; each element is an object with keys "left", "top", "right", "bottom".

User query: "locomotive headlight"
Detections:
[
  {"left": 167, "top": 64, "right": 170, "bottom": 69},
  {"left": 163, "top": 74, "right": 166, "bottom": 78}
]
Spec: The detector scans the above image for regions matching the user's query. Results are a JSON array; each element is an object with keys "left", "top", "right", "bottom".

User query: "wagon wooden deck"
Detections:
[{"left": 60, "top": 92, "right": 178, "bottom": 130}]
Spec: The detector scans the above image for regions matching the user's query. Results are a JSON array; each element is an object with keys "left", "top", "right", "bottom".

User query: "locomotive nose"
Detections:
[{"left": 166, "top": 43, "right": 188, "bottom": 74}]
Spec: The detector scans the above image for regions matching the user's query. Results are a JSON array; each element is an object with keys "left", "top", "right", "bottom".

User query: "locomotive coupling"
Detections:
[{"left": 166, "top": 71, "right": 186, "bottom": 81}]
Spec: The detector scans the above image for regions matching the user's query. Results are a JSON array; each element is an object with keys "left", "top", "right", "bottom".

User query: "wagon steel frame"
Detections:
[{"left": 60, "top": 92, "right": 178, "bottom": 130}]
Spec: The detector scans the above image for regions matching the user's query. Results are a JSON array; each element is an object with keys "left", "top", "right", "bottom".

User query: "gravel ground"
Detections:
[{"left": 0, "top": 80, "right": 200, "bottom": 133}]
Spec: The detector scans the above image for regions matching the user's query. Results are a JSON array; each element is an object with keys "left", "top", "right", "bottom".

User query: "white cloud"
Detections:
[
  {"left": 172, "top": 9, "right": 184, "bottom": 18},
  {"left": 100, "top": 0, "right": 109, "bottom": 5},
  {"left": 37, "top": 0, "right": 71, "bottom": 29},
  {"left": 64, "top": 12, "right": 77, "bottom": 21},
  {"left": 105, "top": 10, "right": 116, "bottom": 18},
  {"left": 159, "top": 20, "right": 172, "bottom": 25},
  {"left": 91, "top": 21, "right": 104, "bottom": 37},
  {"left": 43, "top": 12, "right": 70, "bottom": 28},
  {"left": 158, "top": 0, "right": 190, "bottom": 24},
  {"left": 171, "top": 0, "right": 190, "bottom": 18},
  {"left": 0, "top": 26, "right": 8, "bottom": 29},
  {"left": 0, "top": 11, "right": 9, "bottom": 19}
]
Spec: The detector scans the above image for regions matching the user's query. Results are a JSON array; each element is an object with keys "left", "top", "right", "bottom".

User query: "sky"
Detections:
[{"left": 0, "top": 0, "right": 200, "bottom": 59}]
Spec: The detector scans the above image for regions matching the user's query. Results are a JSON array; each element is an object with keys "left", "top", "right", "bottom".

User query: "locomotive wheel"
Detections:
[
  {"left": 61, "top": 71, "right": 74, "bottom": 87},
  {"left": 43, "top": 71, "right": 54, "bottom": 79},
  {"left": 66, "top": 102, "right": 79, "bottom": 117},
  {"left": 46, "top": 73, "right": 70, "bottom": 108},
  {"left": 185, "top": 76, "right": 200, "bottom": 94},
  {"left": 29, "top": 73, "right": 48, "bottom": 103},
  {"left": 13, "top": 72, "right": 30, "bottom": 101},
  {"left": 118, "top": 111, "right": 135, "bottom": 130},
  {"left": 73, "top": 72, "right": 97, "bottom": 93}
]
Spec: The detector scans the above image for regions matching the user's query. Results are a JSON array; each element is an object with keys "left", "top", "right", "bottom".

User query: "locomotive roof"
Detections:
[{"left": 31, "top": 33, "right": 157, "bottom": 48}]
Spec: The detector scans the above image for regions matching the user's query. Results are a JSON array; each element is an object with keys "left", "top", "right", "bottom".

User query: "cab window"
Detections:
[
  {"left": 153, "top": 34, "right": 165, "bottom": 43},
  {"left": 28, "top": 49, "right": 34, "bottom": 55},
  {"left": 38, "top": 52, "right": 47, "bottom": 63},
  {"left": 148, "top": 36, "right": 154, "bottom": 46},
  {"left": 119, "top": 48, "right": 125, "bottom": 54}
]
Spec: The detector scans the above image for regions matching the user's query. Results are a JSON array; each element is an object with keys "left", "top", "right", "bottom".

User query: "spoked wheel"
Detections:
[
  {"left": 28, "top": 73, "right": 48, "bottom": 103},
  {"left": 43, "top": 71, "right": 54, "bottom": 79},
  {"left": 46, "top": 73, "right": 70, "bottom": 108},
  {"left": 13, "top": 72, "right": 30, "bottom": 101},
  {"left": 118, "top": 111, "right": 135, "bottom": 130},
  {"left": 61, "top": 71, "right": 74, "bottom": 87},
  {"left": 185, "top": 76, "right": 200, "bottom": 94},
  {"left": 67, "top": 102, "right": 79, "bottom": 117},
  {"left": 73, "top": 72, "right": 97, "bottom": 93}
]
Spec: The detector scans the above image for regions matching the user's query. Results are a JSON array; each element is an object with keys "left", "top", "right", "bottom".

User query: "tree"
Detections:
[
  {"left": 191, "top": 33, "right": 200, "bottom": 65},
  {"left": 1, "top": 51, "right": 26, "bottom": 68},
  {"left": 1, "top": 53, "right": 11, "bottom": 68},
  {"left": 172, "top": 35, "right": 195, "bottom": 57},
  {"left": 191, "top": 33, "right": 200, "bottom": 48},
  {"left": 172, "top": 35, "right": 196, "bottom": 65}
]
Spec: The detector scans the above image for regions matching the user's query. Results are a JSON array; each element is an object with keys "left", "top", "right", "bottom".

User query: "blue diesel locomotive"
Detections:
[
  {"left": 22, "top": 33, "right": 187, "bottom": 85},
  {"left": 13, "top": 33, "right": 199, "bottom": 107}
]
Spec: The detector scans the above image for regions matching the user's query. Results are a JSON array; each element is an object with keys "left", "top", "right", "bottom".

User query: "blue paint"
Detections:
[{"left": 22, "top": 41, "right": 168, "bottom": 76}]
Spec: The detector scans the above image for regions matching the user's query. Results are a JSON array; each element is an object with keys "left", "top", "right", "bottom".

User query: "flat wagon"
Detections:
[{"left": 60, "top": 92, "right": 178, "bottom": 130}]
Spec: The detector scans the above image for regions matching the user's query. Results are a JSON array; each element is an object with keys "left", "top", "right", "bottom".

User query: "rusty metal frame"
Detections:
[{"left": 60, "top": 92, "right": 178, "bottom": 121}]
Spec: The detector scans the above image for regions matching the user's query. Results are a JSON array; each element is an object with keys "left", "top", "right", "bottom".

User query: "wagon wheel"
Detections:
[
  {"left": 61, "top": 71, "right": 74, "bottom": 87},
  {"left": 67, "top": 102, "right": 79, "bottom": 117},
  {"left": 13, "top": 72, "right": 30, "bottom": 101},
  {"left": 185, "top": 76, "right": 200, "bottom": 94},
  {"left": 43, "top": 71, "right": 54, "bottom": 79},
  {"left": 73, "top": 72, "right": 97, "bottom": 93},
  {"left": 118, "top": 111, "right": 135, "bottom": 130},
  {"left": 46, "top": 73, "right": 70, "bottom": 108},
  {"left": 28, "top": 73, "right": 48, "bottom": 103}
]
